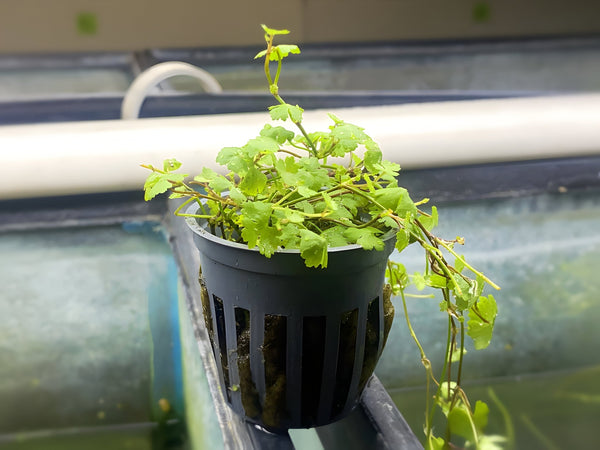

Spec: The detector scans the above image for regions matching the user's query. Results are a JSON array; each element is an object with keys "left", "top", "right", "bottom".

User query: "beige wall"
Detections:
[
  {"left": 304, "top": 0, "right": 600, "bottom": 43},
  {"left": 0, "top": 0, "right": 599, "bottom": 54}
]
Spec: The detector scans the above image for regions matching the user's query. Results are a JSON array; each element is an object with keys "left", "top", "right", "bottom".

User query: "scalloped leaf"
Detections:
[
  {"left": 269, "top": 103, "right": 304, "bottom": 122},
  {"left": 467, "top": 295, "right": 498, "bottom": 349},
  {"left": 261, "top": 24, "right": 290, "bottom": 36}
]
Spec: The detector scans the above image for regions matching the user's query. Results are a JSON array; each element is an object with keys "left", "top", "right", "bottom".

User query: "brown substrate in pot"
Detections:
[
  {"left": 235, "top": 308, "right": 262, "bottom": 419},
  {"left": 359, "top": 283, "right": 394, "bottom": 392},
  {"left": 261, "top": 314, "right": 288, "bottom": 428}
]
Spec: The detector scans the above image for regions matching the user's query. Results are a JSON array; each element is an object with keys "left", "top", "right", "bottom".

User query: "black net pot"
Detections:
[{"left": 185, "top": 204, "right": 396, "bottom": 431}]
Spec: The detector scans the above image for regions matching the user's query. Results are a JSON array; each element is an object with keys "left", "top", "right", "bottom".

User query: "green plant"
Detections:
[{"left": 142, "top": 25, "right": 502, "bottom": 449}]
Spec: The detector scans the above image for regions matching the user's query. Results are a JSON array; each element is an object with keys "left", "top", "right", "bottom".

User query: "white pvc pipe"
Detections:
[
  {"left": 1, "top": 93, "right": 600, "bottom": 200},
  {"left": 121, "top": 61, "right": 223, "bottom": 120}
]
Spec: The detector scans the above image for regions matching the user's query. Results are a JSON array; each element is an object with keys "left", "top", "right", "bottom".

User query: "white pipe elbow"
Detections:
[{"left": 121, "top": 61, "right": 223, "bottom": 120}]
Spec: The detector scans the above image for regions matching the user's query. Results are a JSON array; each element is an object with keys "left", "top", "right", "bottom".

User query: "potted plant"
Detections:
[{"left": 143, "top": 25, "right": 502, "bottom": 448}]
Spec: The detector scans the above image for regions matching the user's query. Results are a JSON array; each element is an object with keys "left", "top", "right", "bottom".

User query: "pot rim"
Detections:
[{"left": 184, "top": 202, "right": 396, "bottom": 255}]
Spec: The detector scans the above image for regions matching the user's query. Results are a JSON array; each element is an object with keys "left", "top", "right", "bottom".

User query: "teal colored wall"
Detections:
[
  {"left": 0, "top": 224, "right": 186, "bottom": 448},
  {"left": 377, "top": 190, "right": 600, "bottom": 386}
]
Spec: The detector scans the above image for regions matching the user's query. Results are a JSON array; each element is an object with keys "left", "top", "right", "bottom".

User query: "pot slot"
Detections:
[
  {"left": 213, "top": 295, "right": 231, "bottom": 402},
  {"left": 301, "top": 316, "right": 327, "bottom": 426},
  {"left": 331, "top": 308, "right": 359, "bottom": 417},
  {"left": 199, "top": 276, "right": 216, "bottom": 359},
  {"left": 359, "top": 296, "right": 381, "bottom": 392},
  {"left": 235, "top": 307, "right": 261, "bottom": 418},
  {"left": 262, "top": 314, "right": 288, "bottom": 428}
]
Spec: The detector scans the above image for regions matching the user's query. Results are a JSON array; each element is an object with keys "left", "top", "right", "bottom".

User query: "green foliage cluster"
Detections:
[{"left": 142, "top": 24, "right": 502, "bottom": 449}]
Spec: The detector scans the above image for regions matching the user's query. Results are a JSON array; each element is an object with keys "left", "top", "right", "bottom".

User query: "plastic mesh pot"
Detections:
[{"left": 186, "top": 206, "right": 396, "bottom": 431}]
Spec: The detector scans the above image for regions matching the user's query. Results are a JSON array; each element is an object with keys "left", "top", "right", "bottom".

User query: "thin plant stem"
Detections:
[
  {"left": 173, "top": 197, "right": 200, "bottom": 216},
  {"left": 435, "top": 238, "right": 500, "bottom": 290},
  {"left": 398, "top": 284, "right": 434, "bottom": 440},
  {"left": 273, "top": 187, "right": 298, "bottom": 206},
  {"left": 456, "top": 319, "right": 465, "bottom": 387},
  {"left": 404, "top": 293, "right": 436, "bottom": 299},
  {"left": 428, "top": 310, "right": 452, "bottom": 444},
  {"left": 278, "top": 148, "right": 303, "bottom": 158}
]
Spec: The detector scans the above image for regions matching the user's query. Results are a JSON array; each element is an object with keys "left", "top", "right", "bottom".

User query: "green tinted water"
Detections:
[
  {"left": 0, "top": 421, "right": 188, "bottom": 450},
  {"left": 392, "top": 365, "right": 600, "bottom": 449},
  {"left": 379, "top": 191, "right": 600, "bottom": 448},
  {"left": 0, "top": 427, "right": 151, "bottom": 450}
]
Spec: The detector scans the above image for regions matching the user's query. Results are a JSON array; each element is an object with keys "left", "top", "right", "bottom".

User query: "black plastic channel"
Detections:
[
  {"left": 0, "top": 90, "right": 535, "bottom": 126},
  {"left": 0, "top": 191, "right": 165, "bottom": 233},
  {"left": 316, "top": 377, "right": 422, "bottom": 449},
  {"left": 397, "top": 155, "right": 600, "bottom": 204}
]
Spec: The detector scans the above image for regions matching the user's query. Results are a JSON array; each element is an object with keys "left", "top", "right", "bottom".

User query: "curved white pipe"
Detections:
[{"left": 121, "top": 62, "right": 223, "bottom": 120}]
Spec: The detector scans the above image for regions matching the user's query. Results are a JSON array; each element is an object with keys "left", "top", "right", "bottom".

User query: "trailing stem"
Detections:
[{"left": 396, "top": 276, "right": 434, "bottom": 440}]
